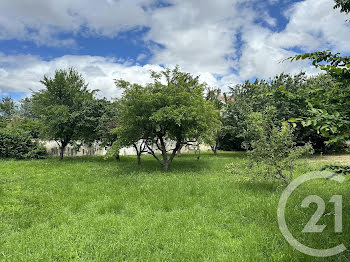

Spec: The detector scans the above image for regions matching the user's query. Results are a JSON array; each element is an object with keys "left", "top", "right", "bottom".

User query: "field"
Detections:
[{"left": 0, "top": 152, "right": 350, "bottom": 261}]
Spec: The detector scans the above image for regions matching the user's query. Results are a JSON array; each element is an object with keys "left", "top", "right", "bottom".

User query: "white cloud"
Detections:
[
  {"left": 146, "top": 0, "right": 255, "bottom": 75},
  {"left": 0, "top": 0, "right": 155, "bottom": 46},
  {"left": 0, "top": 54, "right": 164, "bottom": 98},
  {"left": 271, "top": 0, "right": 350, "bottom": 51},
  {"left": 143, "top": 0, "right": 349, "bottom": 84},
  {"left": 0, "top": 0, "right": 349, "bottom": 96}
]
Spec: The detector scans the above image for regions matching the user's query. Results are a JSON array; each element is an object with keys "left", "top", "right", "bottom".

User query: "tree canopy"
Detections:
[
  {"left": 31, "top": 68, "right": 104, "bottom": 160},
  {"left": 115, "top": 66, "right": 221, "bottom": 171}
]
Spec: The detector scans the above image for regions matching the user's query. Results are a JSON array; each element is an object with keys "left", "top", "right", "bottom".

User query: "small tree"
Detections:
[
  {"left": 32, "top": 68, "right": 101, "bottom": 160},
  {"left": 0, "top": 97, "right": 17, "bottom": 124},
  {"left": 205, "top": 88, "right": 226, "bottom": 155},
  {"left": 244, "top": 107, "right": 312, "bottom": 185},
  {"left": 0, "top": 128, "right": 46, "bottom": 159},
  {"left": 115, "top": 66, "right": 220, "bottom": 172}
]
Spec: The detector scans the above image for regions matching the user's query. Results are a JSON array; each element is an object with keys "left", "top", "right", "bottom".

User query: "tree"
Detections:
[
  {"left": 225, "top": 73, "right": 326, "bottom": 151},
  {"left": 112, "top": 85, "right": 147, "bottom": 165},
  {"left": 0, "top": 128, "right": 46, "bottom": 159},
  {"left": 288, "top": 0, "right": 350, "bottom": 146},
  {"left": 205, "top": 88, "right": 226, "bottom": 155},
  {"left": 334, "top": 0, "right": 350, "bottom": 15},
  {"left": 32, "top": 68, "right": 101, "bottom": 160},
  {"left": 115, "top": 66, "right": 221, "bottom": 172},
  {"left": 243, "top": 107, "right": 312, "bottom": 185},
  {"left": 0, "top": 97, "right": 17, "bottom": 120}
]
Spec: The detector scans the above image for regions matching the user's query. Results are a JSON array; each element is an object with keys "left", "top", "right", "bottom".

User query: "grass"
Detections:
[{"left": 0, "top": 152, "right": 350, "bottom": 261}]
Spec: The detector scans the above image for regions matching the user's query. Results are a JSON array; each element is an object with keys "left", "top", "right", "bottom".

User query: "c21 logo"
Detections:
[{"left": 277, "top": 171, "right": 346, "bottom": 257}]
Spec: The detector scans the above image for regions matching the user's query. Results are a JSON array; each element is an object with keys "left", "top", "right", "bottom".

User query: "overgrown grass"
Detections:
[{"left": 0, "top": 152, "right": 349, "bottom": 261}]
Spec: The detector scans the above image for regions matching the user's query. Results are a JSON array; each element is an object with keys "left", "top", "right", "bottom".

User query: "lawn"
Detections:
[{"left": 0, "top": 152, "right": 349, "bottom": 261}]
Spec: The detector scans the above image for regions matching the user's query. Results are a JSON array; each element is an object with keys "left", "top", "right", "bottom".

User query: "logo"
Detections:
[{"left": 277, "top": 171, "right": 346, "bottom": 257}]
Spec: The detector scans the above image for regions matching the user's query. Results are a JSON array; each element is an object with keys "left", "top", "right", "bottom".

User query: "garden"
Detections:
[{"left": 0, "top": 0, "right": 350, "bottom": 261}]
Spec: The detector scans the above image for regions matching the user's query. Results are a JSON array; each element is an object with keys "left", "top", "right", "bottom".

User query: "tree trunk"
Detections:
[
  {"left": 159, "top": 136, "right": 170, "bottom": 172},
  {"left": 133, "top": 143, "right": 142, "bottom": 166},
  {"left": 59, "top": 145, "right": 66, "bottom": 160},
  {"left": 137, "top": 152, "right": 141, "bottom": 166},
  {"left": 59, "top": 147, "right": 64, "bottom": 160},
  {"left": 115, "top": 155, "right": 120, "bottom": 162},
  {"left": 58, "top": 140, "right": 68, "bottom": 161},
  {"left": 211, "top": 145, "right": 217, "bottom": 155},
  {"left": 177, "top": 147, "right": 182, "bottom": 157},
  {"left": 163, "top": 160, "right": 168, "bottom": 172}
]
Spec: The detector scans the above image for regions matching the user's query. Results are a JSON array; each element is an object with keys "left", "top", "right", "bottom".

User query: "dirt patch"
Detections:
[{"left": 308, "top": 154, "right": 350, "bottom": 165}]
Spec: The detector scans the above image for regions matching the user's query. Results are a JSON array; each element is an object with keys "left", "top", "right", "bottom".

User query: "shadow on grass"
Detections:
[
  {"left": 11, "top": 151, "right": 245, "bottom": 177},
  {"left": 237, "top": 179, "right": 282, "bottom": 193},
  {"left": 47, "top": 152, "right": 230, "bottom": 175}
]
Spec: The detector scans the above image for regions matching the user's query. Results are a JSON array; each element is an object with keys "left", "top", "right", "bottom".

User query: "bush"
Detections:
[
  {"left": 233, "top": 107, "right": 313, "bottom": 185},
  {"left": 0, "top": 128, "right": 46, "bottom": 159}
]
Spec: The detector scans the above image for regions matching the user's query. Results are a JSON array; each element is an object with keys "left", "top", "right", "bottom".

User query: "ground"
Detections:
[{"left": 0, "top": 152, "right": 349, "bottom": 261}]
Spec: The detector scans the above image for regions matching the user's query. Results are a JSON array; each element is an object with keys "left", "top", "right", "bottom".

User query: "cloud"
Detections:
[
  {"left": 0, "top": 53, "right": 164, "bottom": 98},
  {"left": 144, "top": 0, "right": 349, "bottom": 83},
  {"left": 0, "top": 0, "right": 349, "bottom": 96},
  {"left": 146, "top": 0, "right": 255, "bottom": 75},
  {"left": 0, "top": 0, "right": 155, "bottom": 46},
  {"left": 271, "top": 0, "right": 350, "bottom": 51}
]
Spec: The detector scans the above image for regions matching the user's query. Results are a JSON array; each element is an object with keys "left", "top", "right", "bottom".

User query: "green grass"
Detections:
[{"left": 0, "top": 152, "right": 350, "bottom": 261}]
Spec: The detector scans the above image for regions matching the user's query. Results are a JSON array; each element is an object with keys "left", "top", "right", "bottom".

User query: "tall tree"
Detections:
[
  {"left": 115, "top": 66, "right": 220, "bottom": 172},
  {"left": 288, "top": 0, "right": 350, "bottom": 145},
  {"left": 32, "top": 68, "right": 101, "bottom": 160},
  {"left": 0, "top": 97, "right": 17, "bottom": 120},
  {"left": 205, "top": 88, "right": 225, "bottom": 155}
]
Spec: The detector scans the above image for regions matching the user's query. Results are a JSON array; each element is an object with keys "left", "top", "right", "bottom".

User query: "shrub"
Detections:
[
  {"left": 233, "top": 107, "right": 313, "bottom": 185},
  {"left": 0, "top": 128, "right": 46, "bottom": 159}
]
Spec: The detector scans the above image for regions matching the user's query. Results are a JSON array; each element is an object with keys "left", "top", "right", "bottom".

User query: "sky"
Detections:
[{"left": 0, "top": 0, "right": 349, "bottom": 100}]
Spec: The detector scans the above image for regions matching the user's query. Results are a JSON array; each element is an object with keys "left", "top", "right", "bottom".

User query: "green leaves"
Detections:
[
  {"left": 0, "top": 128, "right": 46, "bottom": 159},
  {"left": 245, "top": 108, "right": 313, "bottom": 185},
  {"left": 115, "top": 67, "right": 221, "bottom": 170},
  {"left": 31, "top": 68, "right": 103, "bottom": 158}
]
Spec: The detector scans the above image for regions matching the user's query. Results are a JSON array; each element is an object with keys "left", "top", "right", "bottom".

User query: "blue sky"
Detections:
[{"left": 0, "top": 0, "right": 349, "bottom": 99}]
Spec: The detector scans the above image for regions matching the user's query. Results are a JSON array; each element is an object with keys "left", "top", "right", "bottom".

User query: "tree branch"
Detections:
[{"left": 146, "top": 143, "right": 162, "bottom": 165}]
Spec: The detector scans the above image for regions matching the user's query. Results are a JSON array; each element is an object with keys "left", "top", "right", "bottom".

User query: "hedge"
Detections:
[{"left": 0, "top": 128, "right": 46, "bottom": 159}]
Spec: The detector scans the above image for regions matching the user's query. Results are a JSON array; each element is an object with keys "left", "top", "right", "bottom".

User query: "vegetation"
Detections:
[
  {"left": 0, "top": 153, "right": 349, "bottom": 261},
  {"left": 0, "top": 128, "right": 46, "bottom": 159},
  {"left": 114, "top": 66, "right": 220, "bottom": 171},
  {"left": 31, "top": 68, "right": 106, "bottom": 160},
  {"left": 223, "top": 73, "right": 332, "bottom": 151},
  {"left": 287, "top": 0, "right": 350, "bottom": 146},
  {"left": 242, "top": 107, "right": 312, "bottom": 185}
]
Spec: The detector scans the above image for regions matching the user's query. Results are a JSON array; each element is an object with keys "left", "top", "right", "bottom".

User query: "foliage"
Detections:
[
  {"left": 287, "top": 1, "right": 350, "bottom": 145},
  {"left": 0, "top": 127, "right": 46, "bottom": 159},
  {"left": 31, "top": 68, "right": 103, "bottom": 160},
  {"left": 321, "top": 164, "right": 350, "bottom": 176},
  {"left": 225, "top": 73, "right": 326, "bottom": 151},
  {"left": 243, "top": 107, "right": 313, "bottom": 185},
  {"left": 115, "top": 66, "right": 221, "bottom": 171},
  {"left": 96, "top": 100, "right": 119, "bottom": 148},
  {"left": 334, "top": 0, "right": 350, "bottom": 15},
  {"left": 205, "top": 88, "right": 226, "bottom": 154},
  {"left": 18, "top": 97, "right": 36, "bottom": 119},
  {"left": 0, "top": 97, "right": 17, "bottom": 120}
]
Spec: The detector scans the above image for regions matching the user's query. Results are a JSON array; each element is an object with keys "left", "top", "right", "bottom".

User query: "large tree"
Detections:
[
  {"left": 32, "top": 68, "right": 102, "bottom": 160},
  {"left": 115, "top": 66, "right": 220, "bottom": 172},
  {"left": 288, "top": 0, "right": 350, "bottom": 146}
]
